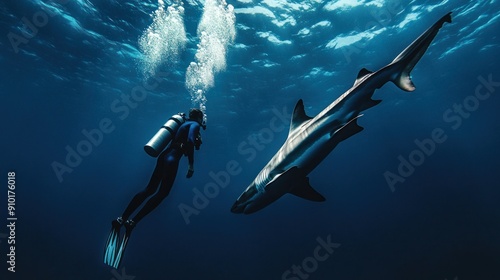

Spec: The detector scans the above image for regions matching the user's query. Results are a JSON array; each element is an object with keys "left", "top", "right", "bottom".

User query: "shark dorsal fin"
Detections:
[
  {"left": 290, "top": 99, "right": 312, "bottom": 133},
  {"left": 289, "top": 176, "right": 326, "bottom": 202},
  {"left": 353, "top": 68, "right": 373, "bottom": 86}
]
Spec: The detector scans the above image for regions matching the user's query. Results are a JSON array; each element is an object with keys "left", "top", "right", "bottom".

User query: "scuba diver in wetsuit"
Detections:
[{"left": 104, "top": 108, "right": 205, "bottom": 268}]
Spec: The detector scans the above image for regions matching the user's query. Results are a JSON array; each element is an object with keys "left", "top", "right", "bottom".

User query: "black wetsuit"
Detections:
[{"left": 121, "top": 120, "right": 201, "bottom": 223}]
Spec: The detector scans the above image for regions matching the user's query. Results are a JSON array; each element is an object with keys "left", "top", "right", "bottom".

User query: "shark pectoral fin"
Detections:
[
  {"left": 267, "top": 167, "right": 325, "bottom": 202},
  {"left": 289, "top": 177, "right": 326, "bottom": 202},
  {"left": 330, "top": 114, "right": 364, "bottom": 142},
  {"left": 290, "top": 99, "right": 313, "bottom": 133}
]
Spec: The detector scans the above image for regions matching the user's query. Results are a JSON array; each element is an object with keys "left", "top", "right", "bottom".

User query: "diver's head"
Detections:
[{"left": 189, "top": 108, "right": 206, "bottom": 129}]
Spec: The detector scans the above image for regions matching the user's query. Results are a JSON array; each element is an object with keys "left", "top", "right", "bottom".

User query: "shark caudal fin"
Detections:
[{"left": 390, "top": 12, "right": 452, "bottom": 92}]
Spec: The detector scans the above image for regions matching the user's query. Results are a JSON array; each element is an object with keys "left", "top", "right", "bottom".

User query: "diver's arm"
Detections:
[
  {"left": 186, "top": 122, "right": 201, "bottom": 178},
  {"left": 185, "top": 144, "right": 195, "bottom": 178}
]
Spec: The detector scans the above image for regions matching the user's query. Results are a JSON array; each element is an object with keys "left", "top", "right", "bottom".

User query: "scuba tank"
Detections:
[{"left": 144, "top": 113, "right": 186, "bottom": 157}]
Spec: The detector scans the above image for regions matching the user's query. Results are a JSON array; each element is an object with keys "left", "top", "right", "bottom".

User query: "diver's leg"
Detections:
[
  {"left": 120, "top": 150, "right": 168, "bottom": 220},
  {"left": 131, "top": 151, "right": 181, "bottom": 223}
]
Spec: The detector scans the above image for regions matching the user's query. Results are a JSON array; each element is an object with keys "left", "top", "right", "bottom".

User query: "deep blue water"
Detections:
[{"left": 1, "top": 0, "right": 500, "bottom": 279}]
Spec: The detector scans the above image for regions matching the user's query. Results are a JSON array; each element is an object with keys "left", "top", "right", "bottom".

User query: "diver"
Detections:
[{"left": 104, "top": 108, "right": 205, "bottom": 268}]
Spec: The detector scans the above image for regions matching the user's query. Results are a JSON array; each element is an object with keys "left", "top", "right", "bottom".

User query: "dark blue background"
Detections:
[{"left": 1, "top": 0, "right": 499, "bottom": 279}]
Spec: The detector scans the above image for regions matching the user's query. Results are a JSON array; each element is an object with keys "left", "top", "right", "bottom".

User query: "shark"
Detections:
[{"left": 231, "top": 12, "right": 452, "bottom": 214}]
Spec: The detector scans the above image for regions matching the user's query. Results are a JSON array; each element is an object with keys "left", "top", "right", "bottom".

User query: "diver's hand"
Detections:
[{"left": 186, "top": 164, "right": 194, "bottom": 178}]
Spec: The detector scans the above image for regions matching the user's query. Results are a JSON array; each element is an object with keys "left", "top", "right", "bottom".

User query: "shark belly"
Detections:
[{"left": 286, "top": 124, "right": 336, "bottom": 174}]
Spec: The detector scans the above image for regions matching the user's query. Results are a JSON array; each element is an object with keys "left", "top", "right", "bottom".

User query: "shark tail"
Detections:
[{"left": 390, "top": 12, "right": 452, "bottom": 92}]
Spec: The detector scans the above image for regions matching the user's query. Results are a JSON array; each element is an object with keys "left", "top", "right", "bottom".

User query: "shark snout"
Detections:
[
  {"left": 231, "top": 183, "right": 259, "bottom": 214},
  {"left": 230, "top": 200, "right": 245, "bottom": 214},
  {"left": 231, "top": 200, "right": 260, "bottom": 214}
]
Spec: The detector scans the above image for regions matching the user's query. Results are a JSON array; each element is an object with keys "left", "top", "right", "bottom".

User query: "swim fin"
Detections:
[
  {"left": 103, "top": 219, "right": 134, "bottom": 269},
  {"left": 104, "top": 219, "right": 122, "bottom": 268}
]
